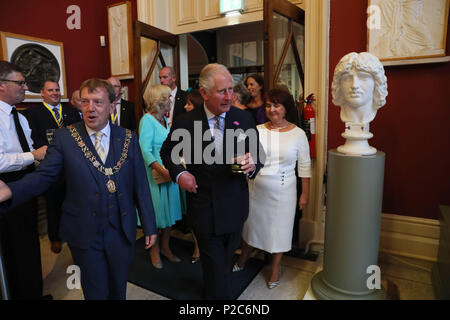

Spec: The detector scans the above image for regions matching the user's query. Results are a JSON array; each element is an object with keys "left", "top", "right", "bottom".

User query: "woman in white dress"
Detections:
[{"left": 233, "top": 88, "right": 312, "bottom": 289}]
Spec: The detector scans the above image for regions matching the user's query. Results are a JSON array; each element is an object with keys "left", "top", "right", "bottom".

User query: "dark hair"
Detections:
[
  {"left": 233, "top": 83, "right": 251, "bottom": 105},
  {"left": 0, "top": 60, "right": 23, "bottom": 80},
  {"left": 264, "top": 88, "right": 298, "bottom": 124},
  {"left": 80, "top": 78, "right": 116, "bottom": 103},
  {"left": 40, "top": 78, "right": 59, "bottom": 91},
  {"left": 186, "top": 90, "right": 203, "bottom": 110},
  {"left": 244, "top": 74, "right": 264, "bottom": 96}
]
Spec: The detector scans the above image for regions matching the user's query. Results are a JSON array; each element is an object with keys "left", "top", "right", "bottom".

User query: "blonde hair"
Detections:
[{"left": 143, "top": 84, "right": 171, "bottom": 113}]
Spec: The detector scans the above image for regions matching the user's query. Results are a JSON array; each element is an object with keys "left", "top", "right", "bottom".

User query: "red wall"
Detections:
[
  {"left": 0, "top": 0, "right": 111, "bottom": 98},
  {"left": 329, "top": 0, "right": 450, "bottom": 219},
  {"left": 0, "top": 0, "right": 138, "bottom": 104}
]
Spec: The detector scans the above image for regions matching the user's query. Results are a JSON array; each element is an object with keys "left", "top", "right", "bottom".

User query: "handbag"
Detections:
[{"left": 152, "top": 167, "right": 171, "bottom": 184}]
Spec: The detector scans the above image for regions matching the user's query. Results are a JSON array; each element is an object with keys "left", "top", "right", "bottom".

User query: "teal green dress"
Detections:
[{"left": 138, "top": 113, "right": 182, "bottom": 229}]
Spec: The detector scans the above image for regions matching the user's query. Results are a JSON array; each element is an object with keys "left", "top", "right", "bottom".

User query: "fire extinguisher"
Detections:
[{"left": 301, "top": 93, "right": 316, "bottom": 159}]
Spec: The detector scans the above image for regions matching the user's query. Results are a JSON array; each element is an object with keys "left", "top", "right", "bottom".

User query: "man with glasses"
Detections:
[
  {"left": 25, "top": 80, "right": 81, "bottom": 254},
  {"left": 106, "top": 77, "right": 136, "bottom": 131},
  {"left": 0, "top": 60, "right": 48, "bottom": 299}
]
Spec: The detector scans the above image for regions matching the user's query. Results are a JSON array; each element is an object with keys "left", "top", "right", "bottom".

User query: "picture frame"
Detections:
[
  {"left": 0, "top": 31, "right": 68, "bottom": 101},
  {"left": 108, "top": 1, "right": 134, "bottom": 79},
  {"left": 367, "top": 0, "right": 450, "bottom": 63}
]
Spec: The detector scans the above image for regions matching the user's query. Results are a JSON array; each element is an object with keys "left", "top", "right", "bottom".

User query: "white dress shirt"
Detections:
[
  {"left": 85, "top": 123, "right": 111, "bottom": 163},
  {"left": 0, "top": 100, "right": 35, "bottom": 173},
  {"left": 167, "top": 87, "right": 178, "bottom": 127}
]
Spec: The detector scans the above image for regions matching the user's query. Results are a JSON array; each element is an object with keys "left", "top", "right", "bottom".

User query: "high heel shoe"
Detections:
[
  {"left": 152, "top": 261, "right": 163, "bottom": 269},
  {"left": 267, "top": 280, "right": 279, "bottom": 289},
  {"left": 191, "top": 256, "right": 200, "bottom": 264},
  {"left": 232, "top": 263, "right": 244, "bottom": 272}
]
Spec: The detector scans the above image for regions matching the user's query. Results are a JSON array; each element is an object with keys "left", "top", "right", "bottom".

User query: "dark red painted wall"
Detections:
[
  {"left": 0, "top": 0, "right": 111, "bottom": 98},
  {"left": 329, "top": 0, "right": 450, "bottom": 219},
  {"left": 0, "top": 0, "right": 138, "bottom": 104}
]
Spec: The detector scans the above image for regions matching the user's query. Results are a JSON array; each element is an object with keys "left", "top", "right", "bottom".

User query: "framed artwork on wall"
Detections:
[
  {"left": 0, "top": 31, "right": 68, "bottom": 101},
  {"left": 108, "top": 1, "right": 134, "bottom": 79},
  {"left": 367, "top": 0, "right": 450, "bottom": 62}
]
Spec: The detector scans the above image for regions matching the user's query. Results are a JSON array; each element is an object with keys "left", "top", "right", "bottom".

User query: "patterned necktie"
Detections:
[
  {"left": 94, "top": 132, "right": 105, "bottom": 162},
  {"left": 213, "top": 116, "right": 224, "bottom": 152},
  {"left": 165, "top": 95, "right": 173, "bottom": 118},
  {"left": 53, "top": 107, "right": 62, "bottom": 127}
]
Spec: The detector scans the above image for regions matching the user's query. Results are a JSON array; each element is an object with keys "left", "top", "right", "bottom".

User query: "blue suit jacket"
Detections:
[{"left": 8, "top": 122, "right": 157, "bottom": 249}]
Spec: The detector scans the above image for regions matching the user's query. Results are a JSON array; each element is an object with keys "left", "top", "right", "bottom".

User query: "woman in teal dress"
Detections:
[{"left": 139, "top": 84, "right": 182, "bottom": 269}]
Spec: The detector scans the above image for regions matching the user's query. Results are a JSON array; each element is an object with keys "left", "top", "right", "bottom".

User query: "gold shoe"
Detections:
[{"left": 152, "top": 261, "right": 163, "bottom": 269}]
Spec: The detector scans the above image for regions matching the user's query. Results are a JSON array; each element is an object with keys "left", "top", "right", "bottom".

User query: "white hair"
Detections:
[
  {"left": 198, "top": 63, "right": 231, "bottom": 94},
  {"left": 332, "top": 52, "right": 388, "bottom": 110}
]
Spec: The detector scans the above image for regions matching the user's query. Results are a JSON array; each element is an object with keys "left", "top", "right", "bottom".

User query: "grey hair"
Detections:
[
  {"left": 332, "top": 52, "right": 388, "bottom": 110},
  {"left": 198, "top": 63, "right": 231, "bottom": 94},
  {"left": 143, "top": 84, "right": 171, "bottom": 113}
]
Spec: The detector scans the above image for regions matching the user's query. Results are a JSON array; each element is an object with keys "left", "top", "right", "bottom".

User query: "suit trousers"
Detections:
[
  {"left": 0, "top": 199, "right": 43, "bottom": 299},
  {"left": 44, "top": 178, "right": 65, "bottom": 242},
  {"left": 69, "top": 222, "right": 134, "bottom": 300},
  {"left": 195, "top": 229, "right": 241, "bottom": 300}
]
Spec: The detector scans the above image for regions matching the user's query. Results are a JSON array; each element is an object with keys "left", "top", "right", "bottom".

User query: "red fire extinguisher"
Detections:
[{"left": 300, "top": 93, "right": 316, "bottom": 159}]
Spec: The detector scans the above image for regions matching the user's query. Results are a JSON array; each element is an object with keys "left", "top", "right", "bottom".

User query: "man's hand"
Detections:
[
  {"left": 240, "top": 152, "right": 256, "bottom": 175},
  {"left": 144, "top": 234, "right": 157, "bottom": 250},
  {"left": 0, "top": 179, "right": 12, "bottom": 202},
  {"left": 178, "top": 172, "right": 198, "bottom": 194},
  {"left": 31, "top": 145, "right": 48, "bottom": 161}
]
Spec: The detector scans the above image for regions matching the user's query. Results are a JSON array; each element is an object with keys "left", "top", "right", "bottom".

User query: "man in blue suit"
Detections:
[{"left": 0, "top": 78, "right": 157, "bottom": 300}]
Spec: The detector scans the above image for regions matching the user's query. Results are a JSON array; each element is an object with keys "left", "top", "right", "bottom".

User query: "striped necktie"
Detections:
[
  {"left": 94, "top": 132, "right": 105, "bottom": 162},
  {"left": 213, "top": 116, "right": 224, "bottom": 152},
  {"left": 53, "top": 107, "right": 62, "bottom": 127}
]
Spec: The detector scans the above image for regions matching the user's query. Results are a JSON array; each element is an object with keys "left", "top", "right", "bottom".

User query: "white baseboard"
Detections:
[
  {"left": 299, "top": 213, "right": 440, "bottom": 267},
  {"left": 379, "top": 213, "right": 440, "bottom": 265}
]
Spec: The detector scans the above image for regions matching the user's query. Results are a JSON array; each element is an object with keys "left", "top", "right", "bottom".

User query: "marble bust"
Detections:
[{"left": 332, "top": 52, "right": 388, "bottom": 156}]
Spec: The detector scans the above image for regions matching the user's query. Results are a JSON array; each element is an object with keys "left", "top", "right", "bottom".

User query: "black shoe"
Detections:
[{"left": 41, "top": 294, "right": 53, "bottom": 300}]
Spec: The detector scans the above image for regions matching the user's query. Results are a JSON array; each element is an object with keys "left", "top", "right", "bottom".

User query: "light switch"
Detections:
[{"left": 100, "top": 36, "right": 106, "bottom": 47}]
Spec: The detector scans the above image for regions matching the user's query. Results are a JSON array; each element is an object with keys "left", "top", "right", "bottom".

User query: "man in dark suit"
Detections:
[
  {"left": 160, "top": 63, "right": 264, "bottom": 299},
  {"left": 159, "top": 66, "right": 187, "bottom": 127},
  {"left": 70, "top": 89, "right": 83, "bottom": 119},
  {"left": 0, "top": 61, "right": 48, "bottom": 300},
  {"left": 107, "top": 77, "right": 136, "bottom": 131},
  {"left": 25, "top": 80, "right": 81, "bottom": 254},
  {"left": 0, "top": 78, "right": 157, "bottom": 300}
]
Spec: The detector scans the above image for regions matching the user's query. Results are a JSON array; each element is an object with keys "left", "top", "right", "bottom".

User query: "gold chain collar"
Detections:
[{"left": 68, "top": 126, "right": 132, "bottom": 178}]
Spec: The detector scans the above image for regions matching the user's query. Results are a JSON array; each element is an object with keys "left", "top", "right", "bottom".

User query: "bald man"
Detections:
[
  {"left": 70, "top": 89, "right": 83, "bottom": 118},
  {"left": 158, "top": 66, "right": 187, "bottom": 127},
  {"left": 106, "top": 77, "right": 136, "bottom": 131}
]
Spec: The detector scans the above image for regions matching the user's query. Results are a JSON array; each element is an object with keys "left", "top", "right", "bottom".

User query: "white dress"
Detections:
[{"left": 243, "top": 124, "right": 312, "bottom": 253}]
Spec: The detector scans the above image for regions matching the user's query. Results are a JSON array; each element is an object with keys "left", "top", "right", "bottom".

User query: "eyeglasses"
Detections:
[{"left": 0, "top": 79, "right": 27, "bottom": 87}]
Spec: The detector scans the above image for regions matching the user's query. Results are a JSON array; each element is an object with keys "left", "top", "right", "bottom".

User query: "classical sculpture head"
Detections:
[{"left": 332, "top": 52, "right": 387, "bottom": 125}]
